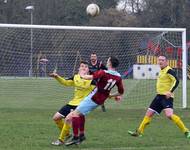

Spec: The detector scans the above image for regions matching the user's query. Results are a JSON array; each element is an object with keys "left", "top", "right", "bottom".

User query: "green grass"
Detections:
[{"left": 0, "top": 78, "right": 190, "bottom": 150}]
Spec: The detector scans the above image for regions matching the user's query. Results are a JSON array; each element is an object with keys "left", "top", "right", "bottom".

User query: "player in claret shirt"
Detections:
[
  {"left": 89, "top": 52, "right": 107, "bottom": 112},
  {"left": 65, "top": 56, "right": 124, "bottom": 146}
]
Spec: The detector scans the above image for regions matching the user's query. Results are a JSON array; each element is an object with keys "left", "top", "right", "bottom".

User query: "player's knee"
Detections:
[
  {"left": 165, "top": 112, "right": 173, "bottom": 119},
  {"left": 64, "top": 116, "right": 70, "bottom": 123},
  {"left": 65, "top": 112, "right": 74, "bottom": 123},
  {"left": 164, "top": 109, "right": 173, "bottom": 119},
  {"left": 52, "top": 112, "right": 62, "bottom": 121},
  {"left": 146, "top": 109, "right": 154, "bottom": 117},
  {"left": 52, "top": 115, "right": 57, "bottom": 121},
  {"left": 52, "top": 116, "right": 59, "bottom": 121}
]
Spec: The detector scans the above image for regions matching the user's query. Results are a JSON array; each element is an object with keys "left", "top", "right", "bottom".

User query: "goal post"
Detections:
[
  {"left": 0, "top": 24, "right": 187, "bottom": 108},
  {"left": 182, "top": 30, "right": 187, "bottom": 108}
]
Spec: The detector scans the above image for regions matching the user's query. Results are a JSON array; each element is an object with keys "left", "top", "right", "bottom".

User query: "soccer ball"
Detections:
[{"left": 86, "top": 3, "right": 100, "bottom": 17}]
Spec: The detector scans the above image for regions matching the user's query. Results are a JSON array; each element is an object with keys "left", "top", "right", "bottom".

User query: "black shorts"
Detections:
[
  {"left": 149, "top": 95, "right": 173, "bottom": 114},
  {"left": 58, "top": 104, "right": 77, "bottom": 117}
]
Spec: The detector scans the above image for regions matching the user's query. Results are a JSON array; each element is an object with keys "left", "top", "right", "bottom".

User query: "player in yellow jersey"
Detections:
[
  {"left": 128, "top": 55, "right": 190, "bottom": 139},
  {"left": 49, "top": 61, "right": 95, "bottom": 145}
]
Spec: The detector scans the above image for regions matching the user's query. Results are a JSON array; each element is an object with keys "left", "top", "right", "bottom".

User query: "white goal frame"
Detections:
[{"left": 0, "top": 24, "right": 187, "bottom": 108}]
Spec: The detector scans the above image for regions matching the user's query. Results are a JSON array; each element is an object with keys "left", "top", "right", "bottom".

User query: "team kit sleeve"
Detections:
[
  {"left": 116, "top": 79, "right": 124, "bottom": 95},
  {"left": 55, "top": 75, "right": 74, "bottom": 86},
  {"left": 167, "top": 69, "right": 179, "bottom": 92},
  {"left": 92, "top": 70, "right": 105, "bottom": 79}
]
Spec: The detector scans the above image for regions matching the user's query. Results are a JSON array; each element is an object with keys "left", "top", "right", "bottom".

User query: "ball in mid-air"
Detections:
[{"left": 86, "top": 3, "right": 100, "bottom": 17}]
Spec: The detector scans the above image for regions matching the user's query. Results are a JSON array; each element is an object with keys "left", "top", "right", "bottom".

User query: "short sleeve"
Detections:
[{"left": 93, "top": 70, "right": 105, "bottom": 79}]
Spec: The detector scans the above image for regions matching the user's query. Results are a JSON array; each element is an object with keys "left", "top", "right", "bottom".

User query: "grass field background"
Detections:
[{"left": 0, "top": 78, "right": 190, "bottom": 150}]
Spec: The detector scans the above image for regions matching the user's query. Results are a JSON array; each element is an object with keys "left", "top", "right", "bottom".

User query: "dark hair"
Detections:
[
  {"left": 110, "top": 56, "right": 119, "bottom": 68},
  {"left": 80, "top": 60, "right": 89, "bottom": 65},
  {"left": 158, "top": 54, "right": 168, "bottom": 60},
  {"left": 91, "top": 52, "right": 97, "bottom": 55}
]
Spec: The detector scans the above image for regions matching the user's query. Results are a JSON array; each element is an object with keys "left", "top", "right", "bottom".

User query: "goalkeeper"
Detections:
[{"left": 49, "top": 61, "right": 95, "bottom": 146}]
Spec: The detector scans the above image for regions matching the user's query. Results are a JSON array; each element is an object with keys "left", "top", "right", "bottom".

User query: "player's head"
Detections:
[
  {"left": 157, "top": 55, "right": 168, "bottom": 69},
  {"left": 107, "top": 56, "right": 119, "bottom": 69},
  {"left": 79, "top": 61, "right": 89, "bottom": 75},
  {"left": 90, "top": 52, "right": 97, "bottom": 63}
]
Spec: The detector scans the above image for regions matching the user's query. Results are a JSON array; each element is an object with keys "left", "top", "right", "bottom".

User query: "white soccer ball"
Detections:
[{"left": 86, "top": 3, "right": 100, "bottom": 17}]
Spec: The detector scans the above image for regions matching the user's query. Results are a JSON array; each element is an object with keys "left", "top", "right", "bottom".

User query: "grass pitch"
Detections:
[{"left": 0, "top": 78, "right": 190, "bottom": 150}]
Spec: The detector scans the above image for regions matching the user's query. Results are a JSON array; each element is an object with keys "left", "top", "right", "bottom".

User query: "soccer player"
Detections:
[
  {"left": 89, "top": 52, "right": 107, "bottom": 112},
  {"left": 89, "top": 52, "right": 107, "bottom": 74},
  {"left": 128, "top": 55, "right": 190, "bottom": 138},
  {"left": 64, "top": 56, "right": 124, "bottom": 146},
  {"left": 49, "top": 61, "right": 95, "bottom": 146}
]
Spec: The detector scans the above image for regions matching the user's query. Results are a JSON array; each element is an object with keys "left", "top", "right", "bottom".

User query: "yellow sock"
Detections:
[
  {"left": 171, "top": 114, "right": 189, "bottom": 133},
  {"left": 59, "top": 123, "right": 71, "bottom": 141},
  {"left": 55, "top": 119, "right": 64, "bottom": 130},
  {"left": 137, "top": 116, "right": 152, "bottom": 134}
]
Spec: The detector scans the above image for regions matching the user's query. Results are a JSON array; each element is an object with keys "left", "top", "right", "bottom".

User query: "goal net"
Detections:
[{"left": 0, "top": 24, "right": 187, "bottom": 109}]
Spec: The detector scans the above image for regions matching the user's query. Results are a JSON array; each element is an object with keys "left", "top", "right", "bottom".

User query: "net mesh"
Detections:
[{"left": 0, "top": 27, "right": 184, "bottom": 108}]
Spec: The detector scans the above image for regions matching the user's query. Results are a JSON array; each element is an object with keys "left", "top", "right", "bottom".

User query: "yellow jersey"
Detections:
[
  {"left": 156, "top": 65, "right": 179, "bottom": 97},
  {"left": 55, "top": 74, "right": 95, "bottom": 106}
]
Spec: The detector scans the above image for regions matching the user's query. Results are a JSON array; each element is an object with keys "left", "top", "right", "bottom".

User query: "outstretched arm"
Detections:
[
  {"left": 81, "top": 70, "right": 105, "bottom": 80},
  {"left": 49, "top": 72, "right": 59, "bottom": 78},
  {"left": 109, "top": 92, "right": 123, "bottom": 102},
  {"left": 109, "top": 79, "right": 124, "bottom": 101},
  {"left": 109, "top": 92, "right": 122, "bottom": 98},
  {"left": 109, "top": 80, "right": 124, "bottom": 98},
  {"left": 49, "top": 72, "right": 74, "bottom": 86},
  {"left": 81, "top": 74, "right": 93, "bottom": 80}
]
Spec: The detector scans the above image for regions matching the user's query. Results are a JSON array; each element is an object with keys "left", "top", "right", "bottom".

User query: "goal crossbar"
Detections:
[{"left": 0, "top": 23, "right": 186, "bottom": 32}]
